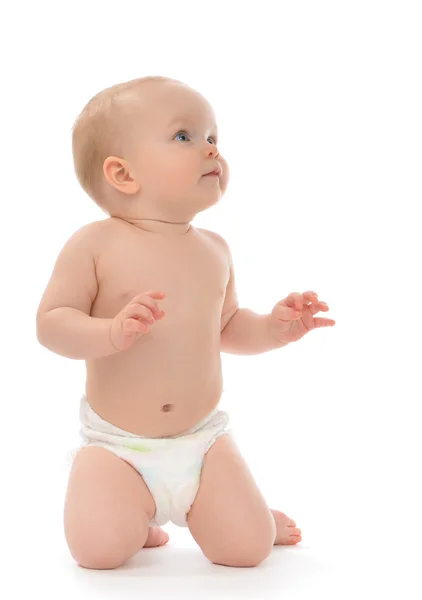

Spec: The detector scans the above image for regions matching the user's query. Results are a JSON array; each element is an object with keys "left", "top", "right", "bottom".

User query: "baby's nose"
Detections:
[{"left": 206, "top": 145, "right": 219, "bottom": 158}]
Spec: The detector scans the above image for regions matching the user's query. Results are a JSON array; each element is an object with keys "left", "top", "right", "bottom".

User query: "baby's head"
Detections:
[{"left": 72, "top": 76, "right": 228, "bottom": 225}]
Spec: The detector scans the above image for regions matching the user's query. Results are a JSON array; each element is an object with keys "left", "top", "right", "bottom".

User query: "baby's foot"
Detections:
[
  {"left": 271, "top": 510, "right": 302, "bottom": 545},
  {"left": 143, "top": 526, "right": 170, "bottom": 548}
]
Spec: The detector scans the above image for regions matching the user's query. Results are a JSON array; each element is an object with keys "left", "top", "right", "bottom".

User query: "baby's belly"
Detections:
[{"left": 84, "top": 330, "right": 223, "bottom": 437}]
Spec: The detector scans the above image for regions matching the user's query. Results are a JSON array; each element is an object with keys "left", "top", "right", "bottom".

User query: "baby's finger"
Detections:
[
  {"left": 131, "top": 292, "right": 166, "bottom": 316},
  {"left": 133, "top": 290, "right": 166, "bottom": 305},
  {"left": 274, "top": 303, "right": 301, "bottom": 321},
  {"left": 302, "top": 291, "right": 318, "bottom": 303},
  {"left": 283, "top": 292, "right": 304, "bottom": 310},
  {"left": 126, "top": 304, "right": 155, "bottom": 323},
  {"left": 123, "top": 318, "right": 147, "bottom": 333}
]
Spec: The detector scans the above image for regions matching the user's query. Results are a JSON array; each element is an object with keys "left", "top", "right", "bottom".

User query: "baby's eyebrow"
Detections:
[
  {"left": 167, "top": 116, "right": 192, "bottom": 128},
  {"left": 167, "top": 116, "right": 218, "bottom": 134}
]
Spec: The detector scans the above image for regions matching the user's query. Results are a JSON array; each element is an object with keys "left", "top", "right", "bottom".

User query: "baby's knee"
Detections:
[
  {"left": 208, "top": 533, "right": 274, "bottom": 568},
  {"left": 68, "top": 536, "right": 129, "bottom": 570},
  {"left": 64, "top": 515, "right": 136, "bottom": 570}
]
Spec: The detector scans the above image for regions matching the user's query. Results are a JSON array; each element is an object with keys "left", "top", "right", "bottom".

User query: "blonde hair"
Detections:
[{"left": 71, "top": 75, "right": 179, "bottom": 209}]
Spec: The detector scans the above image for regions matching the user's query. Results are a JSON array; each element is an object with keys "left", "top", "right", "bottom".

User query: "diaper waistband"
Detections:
[{"left": 79, "top": 394, "right": 220, "bottom": 440}]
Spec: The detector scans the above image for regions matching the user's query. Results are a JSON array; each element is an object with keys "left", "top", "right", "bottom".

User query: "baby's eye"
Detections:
[
  {"left": 174, "top": 131, "right": 190, "bottom": 142},
  {"left": 207, "top": 136, "right": 217, "bottom": 145}
]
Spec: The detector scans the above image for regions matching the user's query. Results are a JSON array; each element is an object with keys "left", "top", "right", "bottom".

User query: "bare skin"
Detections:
[
  {"left": 38, "top": 79, "right": 301, "bottom": 567},
  {"left": 143, "top": 512, "right": 301, "bottom": 549},
  {"left": 85, "top": 217, "right": 228, "bottom": 439},
  {"left": 85, "top": 217, "right": 302, "bottom": 553}
]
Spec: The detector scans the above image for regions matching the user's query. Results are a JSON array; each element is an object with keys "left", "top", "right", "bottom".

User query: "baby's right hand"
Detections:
[{"left": 109, "top": 290, "right": 166, "bottom": 352}]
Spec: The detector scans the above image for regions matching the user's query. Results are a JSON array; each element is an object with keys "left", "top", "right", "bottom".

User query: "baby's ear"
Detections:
[{"left": 103, "top": 156, "right": 140, "bottom": 195}]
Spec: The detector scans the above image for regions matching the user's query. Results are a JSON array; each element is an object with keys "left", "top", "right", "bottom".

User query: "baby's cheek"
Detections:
[
  {"left": 159, "top": 162, "right": 188, "bottom": 190},
  {"left": 219, "top": 157, "right": 230, "bottom": 194}
]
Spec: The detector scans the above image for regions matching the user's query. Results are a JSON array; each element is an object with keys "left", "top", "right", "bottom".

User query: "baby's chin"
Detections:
[
  {"left": 149, "top": 183, "right": 223, "bottom": 216},
  {"left": 195, "top": 192, "right": 223, "bottom": 213}
]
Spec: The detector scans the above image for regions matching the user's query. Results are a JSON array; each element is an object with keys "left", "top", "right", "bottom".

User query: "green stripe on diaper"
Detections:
[{"left": 123, "top": 442, "right": 153, "bottom": 453}]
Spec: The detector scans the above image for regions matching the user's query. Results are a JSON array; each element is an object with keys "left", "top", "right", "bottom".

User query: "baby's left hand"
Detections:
[{"left": 268, "top": 291, "right": 335, "bottom": 345}]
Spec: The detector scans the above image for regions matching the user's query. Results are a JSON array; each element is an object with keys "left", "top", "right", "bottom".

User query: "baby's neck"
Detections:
[{"left": 111, "top": 217, "right": 192, "bottom": 236}]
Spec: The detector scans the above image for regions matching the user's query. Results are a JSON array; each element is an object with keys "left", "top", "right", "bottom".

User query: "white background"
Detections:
[{"left": 1, "top": 0, "right": 421, "bottom": 598}]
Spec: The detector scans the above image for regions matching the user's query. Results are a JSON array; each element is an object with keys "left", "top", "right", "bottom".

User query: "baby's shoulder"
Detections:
[
  {"left": 73, "top": 218, "right": 108, "bottom": 242},
  {"left": 64, "top": 219, "right": 110, "bottom": 261},
  {"left": 197, "top": 227, "right": 229, "bottom": 251},
  {"left": 196, "top": 228, "right": 232, "bottom": 265}
]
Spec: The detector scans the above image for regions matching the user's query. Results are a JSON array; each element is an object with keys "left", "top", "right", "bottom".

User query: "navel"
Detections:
[{"left": 161, "top": 403, "right": 173, "bottom": 413}]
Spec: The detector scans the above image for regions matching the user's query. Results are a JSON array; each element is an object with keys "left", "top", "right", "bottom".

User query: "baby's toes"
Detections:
[
  {"left": 143, "top": 526, "right": 169, "bottom": 548},
  {"left": 289, "top": 537, "right": 302, "bottom": 545}
]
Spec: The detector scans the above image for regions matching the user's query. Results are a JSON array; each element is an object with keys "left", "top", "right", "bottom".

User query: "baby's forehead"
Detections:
[{"left": 130, "top": 82, "right": 217, "bottom": 130}]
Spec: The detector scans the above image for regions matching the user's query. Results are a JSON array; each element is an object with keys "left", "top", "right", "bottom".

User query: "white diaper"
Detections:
[{"left": 67, "top": 395, "right": 233, "bottom": 528}]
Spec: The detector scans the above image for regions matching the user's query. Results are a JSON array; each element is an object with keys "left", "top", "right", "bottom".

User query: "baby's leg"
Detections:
[
  {"left": 187, "top": 434, "right": 277, "bottom": 568},
  {"left": 187, "top": 435, "right": 302, "bottom": 567},
  {"left": 64, "top": 446, "right": 163, "bottom": 569}
]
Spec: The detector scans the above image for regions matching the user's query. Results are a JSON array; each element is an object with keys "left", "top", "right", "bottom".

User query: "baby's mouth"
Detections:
[{"left": 203, "top": 164, "right": 222, "bottom": 177}]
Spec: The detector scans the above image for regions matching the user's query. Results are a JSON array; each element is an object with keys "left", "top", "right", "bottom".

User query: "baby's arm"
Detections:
[
  {"left": 36, "top": 223, "right": 117, "bottom": 360},
  {"left": 220, "top": 244, "right": 240, "bottom": 336},
  {"left": 212, "top": 232, "right": 287, "bottom": 355}
]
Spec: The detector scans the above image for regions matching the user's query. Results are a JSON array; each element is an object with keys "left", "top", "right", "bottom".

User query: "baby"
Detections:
[{"left": 36, "top": 76, "right": 335, "bottom": 570}]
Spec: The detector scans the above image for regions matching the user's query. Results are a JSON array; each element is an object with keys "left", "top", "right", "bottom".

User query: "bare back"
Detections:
[{"left": 86, "top": 218, "right": 229, "bottom": 437}]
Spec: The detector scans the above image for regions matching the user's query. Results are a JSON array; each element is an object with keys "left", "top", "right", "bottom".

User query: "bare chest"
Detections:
[{"left": 91, "top": 226, "right": 229, "bottom": 325}]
